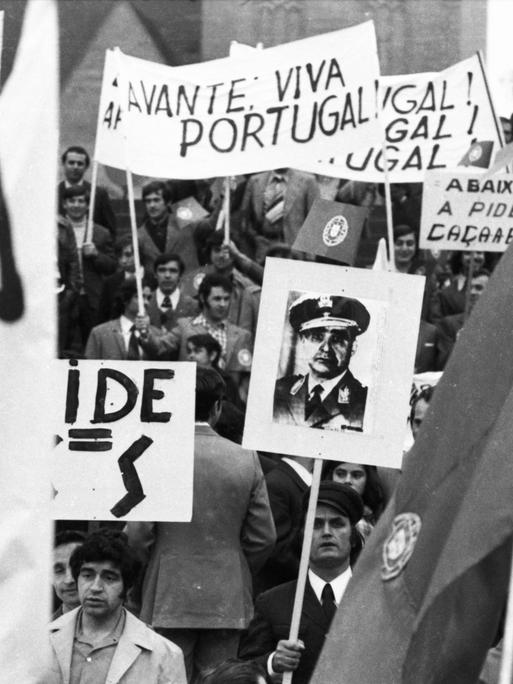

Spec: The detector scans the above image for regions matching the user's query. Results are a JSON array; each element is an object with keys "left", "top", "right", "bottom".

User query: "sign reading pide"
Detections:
[
  {"left": 52, "top": 360, "right": 195, "bottom": 522},
  {"left": 420, "top": 171, "right": 513, "bottom": 252}
]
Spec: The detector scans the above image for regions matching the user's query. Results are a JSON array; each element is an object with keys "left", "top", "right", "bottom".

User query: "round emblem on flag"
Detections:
[
  {"left": 193, "top": 272, "right": 206, "bottom": 292},
  {"left": 176, "top": 206, "right": 193, "bottom": 221},
  {"left": 322, "top": 215, "right": 348, "bottom": 247},
  {"left": 238, "top": 349, "right": 252, "bottom": 367},
  {"left": 468, "top": 144, "right": 482, "bottom": 163},
  {"left": 381, "top": 512, "right": 422, "bottom": 581}
]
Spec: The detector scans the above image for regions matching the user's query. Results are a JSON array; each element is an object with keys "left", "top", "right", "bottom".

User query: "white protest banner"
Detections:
[
  {"left": 94, "top": 49, "right": 125, "bottom": 170},
  {"left": 316, "top": 54, "right": 502, "bottom": 182},
  {"left": 420, "top": 170, "right": 513, "bottom": 252},
  {"left": 243, "top": 258, "right": 425, "bottom": 469},
  {"left": 112, "top": 22, "right": 381, "bottom": 178},
  {"left": 53, "top": 360, "right": 195, "bottom": 521}
]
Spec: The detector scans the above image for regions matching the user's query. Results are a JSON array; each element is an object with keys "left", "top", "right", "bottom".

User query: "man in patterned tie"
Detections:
[
  {"left": 273, "top": 294, "right": 370, "bottom": 432},
  {"left": 239, "top": 482, "right": 363, "bottom": 684},
  {"left": 146, "top": 252, "right": 198, "bottom": 332}
]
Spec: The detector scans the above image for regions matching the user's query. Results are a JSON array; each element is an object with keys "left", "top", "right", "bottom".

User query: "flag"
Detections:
[
  {"left": 458, "top": 139, "right": 494, "bottom": 167},
  {"left": 172, "top": 196, "right": 209, "bottom": 230},
  {"left": 0, "top": 1, "right": 57, "bottom": 680},
  {"left": 481, "top": 140, "right": 513, "bottom": 179},
  {"left": 311, "top": 240, "right": 513, "bottom": 684},
  {"left": 292, "top": 198, "right": 368, "bottom": 265}
]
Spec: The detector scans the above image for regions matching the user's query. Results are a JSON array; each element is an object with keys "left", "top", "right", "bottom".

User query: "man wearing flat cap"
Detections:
[
  {"left": 239, "top": 481, "right": 364, "bottom": 684},
  {"left": 273, "top": 293, "right": 370, "bottom": 431}
]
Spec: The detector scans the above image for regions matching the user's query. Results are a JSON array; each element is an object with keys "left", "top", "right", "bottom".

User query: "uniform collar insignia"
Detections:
[{"left": 338, "top": 386, "right": 350, "bottom": 403}]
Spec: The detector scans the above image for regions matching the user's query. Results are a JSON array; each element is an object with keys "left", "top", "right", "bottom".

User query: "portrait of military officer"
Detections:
[{"left": 273, "top": 293, "right": 370, "bottom": 432}]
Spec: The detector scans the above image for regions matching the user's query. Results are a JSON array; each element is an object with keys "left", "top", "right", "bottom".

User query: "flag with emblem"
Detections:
[
  {"left": 172, "top": 196, "right": 209, "bottom": 230},
  {"left": 0, "top": 0, "right": 57, "bottom": 678},
  {"left": 458, "top": 139, "right": 494, "bottom": 168},
  {"left": 292, "top": 198, "right": 368, "bottom": 265},
  {"left": 481, "top": 140, "right": 513, "bottom": 179},
  {"left": 311, "top": 241, "right": 513, "bottom": 684}
]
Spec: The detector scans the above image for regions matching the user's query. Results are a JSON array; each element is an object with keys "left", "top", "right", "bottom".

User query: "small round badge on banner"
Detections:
[
  {"left": 322, "top": 215, "right": 348, "bottom": 247},
  {"left": 381, "top": 512, "right": 421, "bottom": 581}
]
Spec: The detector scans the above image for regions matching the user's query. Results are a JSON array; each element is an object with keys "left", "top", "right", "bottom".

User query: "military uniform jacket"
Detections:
[
  {"left": 273, "top": 370, "right": 367, "bottom": 431},
  {"left": 239, "top": 579, "right": 333, "bottom": 684}
]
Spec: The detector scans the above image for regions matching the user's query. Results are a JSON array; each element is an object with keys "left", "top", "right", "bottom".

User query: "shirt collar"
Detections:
[
  {"left": 308, "top": 567, "right": 352, "bottom": 605},
  {"left": 307, "top": 371, "right": 347, "bottom": 400},
  {"left": 119, "top": 315, "right": 134, "bottom": 334},
  {"left": 281, "top": 457, "right": 313, "bottom": 487},
  {"left": 157, "top": 287, "right": 180, "bottom": 309}
]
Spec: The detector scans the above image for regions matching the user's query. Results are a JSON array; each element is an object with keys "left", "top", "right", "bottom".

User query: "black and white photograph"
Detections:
[{"left": 2, "top": 1, "right": 513, "bottom": 682}]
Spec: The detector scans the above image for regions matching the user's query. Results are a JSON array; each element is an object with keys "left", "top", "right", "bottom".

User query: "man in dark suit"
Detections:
[
  {"left": 138, "top": 180, "right": 199, "bottom": 276},
  {"left": 125, "top": 368, "right": 276, "bottom": 683},
  {"left": 273, "top": 294, "right": 370, "bottom": 432},
  {"left": 239, "top": 481, "right": 363, "bottom": 684},
  {"left": 255, "top": 456, "right": 313, "bottom": 595},
  {"left": 146, "top": 252, "right": 198, "bottom": 332},
  {"left": 57, "top": 145, "right": 117, "bottom": 236}
]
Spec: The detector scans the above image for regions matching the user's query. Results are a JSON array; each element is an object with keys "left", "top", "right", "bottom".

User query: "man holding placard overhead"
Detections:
[{"left": 273, "top": 294, "right": 370, "bottom": 432}]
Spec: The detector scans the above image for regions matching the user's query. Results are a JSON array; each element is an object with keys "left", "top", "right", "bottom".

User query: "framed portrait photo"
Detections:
[{"left": 243, "top": 258, "right": 425, "bottom": 468}]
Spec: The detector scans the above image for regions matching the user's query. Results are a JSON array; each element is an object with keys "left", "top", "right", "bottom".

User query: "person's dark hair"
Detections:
[
  {"left": 204, "top": 230, "right": 225, "bottom": 260},
  {"left": 114, "top": 235, "right": 140, "bottom": 258},
  {"left": 471, "top": 267, "right": 491, "bottom": 280},
  {"left": 195, "top": 367, "right": 225, "bottom": 421},
  {"left": 197, "top": 273, "right": 232, "bottom": 308},
  {"left": 62, "top": 185, "right": 90, "bottom": 203},
  {"left": 393, "top": 223, "right": 417, "bottom": 243},
  {"left": 54, "top": 530, "right": 86, "bottom": 548},
  {"left": 142, "top": 180, "right": 171, "bottom": 204},
  {"left": 112, "top": 277, "right": 155, "bottom": 317},
  {"left": 202, "top": 658, "right": 270, "bottom": 684},
  {"left": 187, "top": 333, "right": 222, "bottom": 366},
  {"left": 69, "top": 530, "right": 141, "bottom": 598},
  {"left": 154, "top": 252, "right": 185, "bottom": 276},
  {"left": 321, "top": 462, "right": 386, "bottom": 522},
  {"left": 61, "top": 145, "right": 90, "bottom": 167}
]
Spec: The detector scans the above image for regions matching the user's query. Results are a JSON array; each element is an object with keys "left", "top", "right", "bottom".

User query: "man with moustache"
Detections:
[
  {"left": 273, "top": 294, "right": 370, "bottom": 432},
  {"left": 44, "top": 530, "right": 186, "bottom": 684}
]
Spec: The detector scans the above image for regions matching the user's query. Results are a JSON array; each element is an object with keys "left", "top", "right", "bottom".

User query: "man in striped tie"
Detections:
[{"left": 239, "top": 482, "right": 363, "bottom": 684}]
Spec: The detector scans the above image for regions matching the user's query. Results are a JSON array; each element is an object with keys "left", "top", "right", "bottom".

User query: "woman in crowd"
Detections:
[{"left": 322, "top": 461, "right": 386, "bottom": 539}]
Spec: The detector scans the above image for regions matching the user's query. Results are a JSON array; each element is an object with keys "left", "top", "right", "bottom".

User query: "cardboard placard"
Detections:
[
  {"left": 53, "top": 360, "right": 195, "bottom": 522},
  {"left": 243, "top": 259, "right": 425, "bottom": 468},
  {"left": 420, "top": 170, "right": 513, "bottom": 252}
]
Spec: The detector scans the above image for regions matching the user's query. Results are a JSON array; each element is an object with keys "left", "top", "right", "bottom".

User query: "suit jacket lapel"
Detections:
[
  {"left": 49, "top": 611, "right": 78, "bottom": 683},
  {"left": 111, "top": 319, "right": 127, "bottom": 359},
  {"left": 164, "top": 216, "right": 180, "bottom": 252},
  {"left": 286, "top": 379, "right": 309, "bottom": 425},
  {"left": 105, "top": 639, "right": 141, "bottom": 684}
]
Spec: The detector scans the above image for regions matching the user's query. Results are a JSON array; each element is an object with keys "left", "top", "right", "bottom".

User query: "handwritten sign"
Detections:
[
  {"left": 52, "top": 360, "right": 195, "bottom": 521},
  {"left": 316, "top": 54, "right": 501, "bottom": 182},
  {"left": 96, "top": 22, "right": 381, "bottom": 177},
  {"left": 420, "top": 171, "right": 513, "bottom": 252}
]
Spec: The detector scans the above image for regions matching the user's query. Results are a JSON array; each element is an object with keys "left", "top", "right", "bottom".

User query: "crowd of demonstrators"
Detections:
[{"left": 52, "top": 147, "right": 507, "bottom": 683}]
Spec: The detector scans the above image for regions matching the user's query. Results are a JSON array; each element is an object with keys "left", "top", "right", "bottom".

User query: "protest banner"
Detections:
[
  {"left": 420, "top": 170, "right": 513, "bottom": 252},
  {"left": 106, "top": 22, "right": 381, "bottom": 179},
  {"left": 243, "top": 258, "right": 424, "bottom": 469},
  {"left": 316, "top": 54, "right": 502, "bottom": 182},
  {"left": 95, "top": 48, "right": 124, "bottom": 170},
  {"left": 292, "top": 198, "right": 368, "bottom": 265},
  {"left": 53, "top": 360, "right": 195, "bottom": 522},
  {"left": 0, "top": 0, "right": 57, "bottom": 678}
]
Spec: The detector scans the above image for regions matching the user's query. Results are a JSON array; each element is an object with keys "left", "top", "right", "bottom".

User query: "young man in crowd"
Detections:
[
  {"left": 181, "top": 231, "right": 261, "bottom": 335},
  {"left": 58, "top": 145, "right": 117, "bottom": 236},
  {"left": 138, "top": 180, "right": 198, "bottom": 276},
  {"left": 61, "top": 185, "right": 117, "bottom": 348},
  {"left": 52, "top": 530, "right": 85, "bottom": 620},
  {"left": 85, "top": 279, "right": 160, "bottom": 361},
  {"left": 44, "top": 530, "right": 186, "bottom": 683},
  {"left": 239, "top": 482, "right": 363, "bottom": 684},
  {"left": 146, "top": 252, "right": 198, "bottom": 331}
]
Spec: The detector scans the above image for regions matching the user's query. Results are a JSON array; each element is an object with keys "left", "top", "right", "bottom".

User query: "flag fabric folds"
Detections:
[
  {"left": 458, "top": 139, "right": 494, "bottom": 168},
  {"left": 0, "top": 0, "right": 58, "bottom": 680},
  {"left": 311, "top": 241, "right": 513, "bottom": 684}
]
